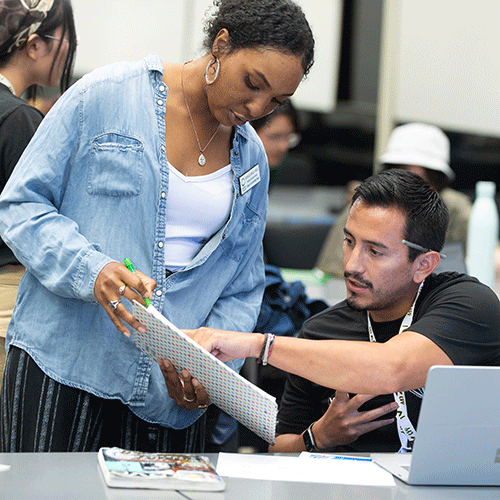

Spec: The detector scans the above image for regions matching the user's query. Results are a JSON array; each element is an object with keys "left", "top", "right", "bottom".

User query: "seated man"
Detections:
[
  {"left": 186, "top": 169, "right": 500, "bottom": 453},
  {"left": 316, "top": 123, "right": 472, "bottom": 278}
]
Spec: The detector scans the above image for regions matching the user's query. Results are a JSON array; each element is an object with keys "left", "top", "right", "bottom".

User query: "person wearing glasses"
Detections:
[
  {"left": 0, "top": 0, "right": 314, "bottom": 453},
  {"left": 0, "top": 0, "right": 77, "bottom": 375},
  {"left": 250, "top": 99, "right": 301, "bottom": 187},
  {"left": 184, "top": 169, "right": 500, "bottom": 453}
]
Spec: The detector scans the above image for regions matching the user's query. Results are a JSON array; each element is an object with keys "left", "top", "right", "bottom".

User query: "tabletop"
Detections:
[{"left": 0, "top": 452, "right": 499, "bottom": 500}]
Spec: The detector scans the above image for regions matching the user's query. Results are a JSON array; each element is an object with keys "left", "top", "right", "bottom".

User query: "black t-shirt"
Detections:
[
  {"left": 276, "top": 272, "right": 500, "bottom": 452},
  {"left": 0, "top": 83, "right": 44, "bottom": 266}
]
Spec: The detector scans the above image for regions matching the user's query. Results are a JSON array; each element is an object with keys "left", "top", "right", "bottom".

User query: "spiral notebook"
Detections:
[{"left": 132, "top": 301, "right": 277, "bottom": 444}]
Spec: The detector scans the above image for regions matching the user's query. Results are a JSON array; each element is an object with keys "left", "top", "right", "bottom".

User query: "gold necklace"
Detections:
[{"left": 181, "top": 62, "right": 221, "bottom": 166}]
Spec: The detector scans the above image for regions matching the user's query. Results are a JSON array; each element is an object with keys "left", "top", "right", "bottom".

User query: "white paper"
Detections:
[
  {"left": 216, "top": 453, "right": 395, "bottom": 487},
  {"left": 0, "top": 464, "right": 11, "bottom": 472}
]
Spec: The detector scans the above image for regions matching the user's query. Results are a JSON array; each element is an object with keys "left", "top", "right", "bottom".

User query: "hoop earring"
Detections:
[{"left": 205, "top": 57, "right": 220, "bottom": 85}]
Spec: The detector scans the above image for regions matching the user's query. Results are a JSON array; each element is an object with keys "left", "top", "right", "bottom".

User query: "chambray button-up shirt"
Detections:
[{"left": 0, "top": 53, "right": 268, "bottom": 428}]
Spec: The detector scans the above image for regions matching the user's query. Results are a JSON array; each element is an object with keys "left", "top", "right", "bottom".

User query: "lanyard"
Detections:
[
  {"left": 0, "top": 74, "right": 16, "bottom": 95},
  {"left": 366, "top": 281, "right": 424, "bottom": 453}
]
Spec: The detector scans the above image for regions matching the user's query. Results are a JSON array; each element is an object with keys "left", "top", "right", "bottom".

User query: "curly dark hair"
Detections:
[{"left": 202, "top": 0, "right": 315, "bottom": 76}]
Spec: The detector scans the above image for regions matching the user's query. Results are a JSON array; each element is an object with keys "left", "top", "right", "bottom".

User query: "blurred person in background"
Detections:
[
  {"left": 251, "top": 99, "right": 301, "bottom": 187},
  {"left": 0, "top": 0, "right": 77, "bottom": 378}
]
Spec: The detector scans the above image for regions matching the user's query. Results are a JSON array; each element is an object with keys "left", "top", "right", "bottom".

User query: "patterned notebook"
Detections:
[{"left": 132, "top": 301, "right": 277, "bottom": 444}]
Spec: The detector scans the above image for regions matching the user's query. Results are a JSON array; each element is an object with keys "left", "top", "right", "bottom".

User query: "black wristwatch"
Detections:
[{"left": 302, "top": 422, "right": 320, "bottom": 452}]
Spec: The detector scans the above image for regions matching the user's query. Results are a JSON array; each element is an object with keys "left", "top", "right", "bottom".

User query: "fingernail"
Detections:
[
  {"left": 182, "top": 370, "right": 189, "bottom": 378},
  {"left": 192, "top": 379, "right": 199, "bottom": 387},
  {"left": 163, "top": 360, "right": 170, "bottom": 368},
  {"left": 138, "top": 326, "right": 147, "bottom": 333}
]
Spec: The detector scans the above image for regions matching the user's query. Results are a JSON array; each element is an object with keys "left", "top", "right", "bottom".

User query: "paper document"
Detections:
[
  {"left": 132, "top": 301, "right": 277, "bottom": 444},
  {"left": 216, "top": 453, "right": 395, "bottom": 487}
]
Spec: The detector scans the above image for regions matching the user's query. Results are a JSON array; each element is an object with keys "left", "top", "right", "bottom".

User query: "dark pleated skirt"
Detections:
[{"left": 0, "top": 346, "right": 205, "bottom": 453}]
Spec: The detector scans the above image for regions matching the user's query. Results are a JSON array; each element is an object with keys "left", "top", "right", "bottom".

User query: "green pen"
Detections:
[{"left": 124, "top": 258, "right": 152, "bottom": 307}]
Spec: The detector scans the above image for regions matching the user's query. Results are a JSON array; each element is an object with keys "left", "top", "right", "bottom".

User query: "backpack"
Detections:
[{"left": 254, "top": 265, "right": 328, "bottom": 337}]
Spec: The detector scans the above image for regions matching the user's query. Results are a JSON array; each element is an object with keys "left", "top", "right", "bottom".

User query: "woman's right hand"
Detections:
[{"left": 94, "top": 261, "right": 156, "bottom": 337}]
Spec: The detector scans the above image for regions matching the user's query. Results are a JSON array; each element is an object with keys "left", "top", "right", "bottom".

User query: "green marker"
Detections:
[{"left": 124, "top": 258, "right": 152, "bottom": 307}]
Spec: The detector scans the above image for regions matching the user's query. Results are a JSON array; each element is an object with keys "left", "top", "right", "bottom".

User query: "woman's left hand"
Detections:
[{"left": 158, "top": 359, "right": 210, "bottom": 411}]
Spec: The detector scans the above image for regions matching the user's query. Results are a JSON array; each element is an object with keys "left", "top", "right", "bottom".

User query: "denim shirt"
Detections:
[{"left": 0, "top": 53, "right": 268, "bottom": 429}]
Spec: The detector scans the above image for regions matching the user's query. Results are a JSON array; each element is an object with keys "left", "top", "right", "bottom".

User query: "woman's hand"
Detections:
[
  {"left": 94, "top": 261, "right": 156, "bottom": 337},
  {"left": 158, "top": 359, "right": 210, "bottom": 411},
  {"left": 183, "top": 327, "right": 262, "bottom": 362}
]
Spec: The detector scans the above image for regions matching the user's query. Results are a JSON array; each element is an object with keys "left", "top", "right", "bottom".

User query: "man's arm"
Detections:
[
  {"left": 185, "top": 328, "right": 452, "bottom": 394},
  {"left": 270, "top": 392, "right": 398, "bottom": 452},
  {"left": 266, "top": 330, "right": 453, "bottom": 394}
]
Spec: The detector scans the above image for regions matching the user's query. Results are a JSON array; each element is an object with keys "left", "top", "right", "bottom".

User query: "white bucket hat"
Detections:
[{"left": 379, "top": 123, "right": 455, "bottom": 182}]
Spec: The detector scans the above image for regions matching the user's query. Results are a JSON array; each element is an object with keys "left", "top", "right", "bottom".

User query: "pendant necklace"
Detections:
[{"left": 181, "top": 62, "right": 221, "bottom": 166}]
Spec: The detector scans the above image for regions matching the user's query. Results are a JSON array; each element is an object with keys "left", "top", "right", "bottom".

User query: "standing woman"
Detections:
[
  {"left": 0, "top": 1, "right": 77, "bottom": 359},
  {"left": 0, "top": 0, "right": 314, "bottom": 453}
]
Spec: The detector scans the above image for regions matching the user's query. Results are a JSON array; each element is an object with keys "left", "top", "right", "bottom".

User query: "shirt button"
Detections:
[
  {"left": 156, "top": 290, "right": 163, "bottom": 297},
  {"left": 234, "top": 151, "right": 239, "bottom": 156},
  {"left": 159, "top": 85, "right": 166, "bottom": 92},
  {"left": 158, "top": 241, "right": 164, "bottom": 248},
  {"left": 157, "top": 99, "right": 164, "bottom": 106},
  {"left": 161, "top": 192, "right": 166, "bottom": 199},
  {"left": 161, "top": 145, "right": 165, "bottom": 151}
]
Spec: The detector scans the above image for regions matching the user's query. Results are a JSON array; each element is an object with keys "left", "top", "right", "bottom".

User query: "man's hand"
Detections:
[
  {"left": 158, "top": 359, "right": 210, "bottom": 411},
  {"left": 312, "top": 391, "right": 398, "bottom": 450},
  {"left": 183, "top": 327, "right": 260, "bottom": 361}
]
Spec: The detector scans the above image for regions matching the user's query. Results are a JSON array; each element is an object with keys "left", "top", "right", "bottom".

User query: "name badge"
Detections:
[{"left": 239, "top": 164, "right": 261, "bottom": 195}]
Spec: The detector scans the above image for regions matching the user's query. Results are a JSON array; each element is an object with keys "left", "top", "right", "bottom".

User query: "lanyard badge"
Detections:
[{"left": 367, "top": 281, "right": 425, "bottom": 453}]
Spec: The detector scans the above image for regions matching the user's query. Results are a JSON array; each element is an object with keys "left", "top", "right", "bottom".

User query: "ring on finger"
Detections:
[
  {"left": 109, "top": 299, "right": 121, "bottom": 311},
  {"left": 183, "top": 395, "right": 196, "bottom": 403},
  {"left": 197, "top": 404, "right": 208, "bottom": 410},
  {"left": 118, "top": 285, "right": 127, "bottom": 296}
]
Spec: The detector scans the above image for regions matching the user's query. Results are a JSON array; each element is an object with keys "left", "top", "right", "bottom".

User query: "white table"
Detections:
[{"left": 0, "top": 452, "right": 498, "bottom": 500}]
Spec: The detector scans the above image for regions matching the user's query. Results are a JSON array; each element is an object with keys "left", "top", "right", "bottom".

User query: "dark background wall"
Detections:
[{"left": 283, "top": 0, "right": 500, "bottom": 200}]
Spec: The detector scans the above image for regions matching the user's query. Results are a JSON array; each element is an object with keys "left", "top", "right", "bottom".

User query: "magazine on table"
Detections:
[{"left": 98, "top": 447, "right": 225, "bottom": 491}]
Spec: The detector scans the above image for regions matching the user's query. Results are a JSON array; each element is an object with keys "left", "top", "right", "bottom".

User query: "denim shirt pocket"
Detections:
[{"left": 88, "top": 132, "right": 144, "bottom": 196}]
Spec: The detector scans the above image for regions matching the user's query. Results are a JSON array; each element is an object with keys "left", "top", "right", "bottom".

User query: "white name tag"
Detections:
[{"left": 239, "top": 164, "right": 261, "bottom": 195}]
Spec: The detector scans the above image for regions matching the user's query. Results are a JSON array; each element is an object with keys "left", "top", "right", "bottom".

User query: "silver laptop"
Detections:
[{"left": 371, "top": 365, "right": 500, "bottom": 486}]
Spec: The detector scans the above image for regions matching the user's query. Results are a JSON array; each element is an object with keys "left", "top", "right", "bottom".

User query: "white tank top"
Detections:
[{"left": 164, "top": 163, "right": 233, "bottom": 271}]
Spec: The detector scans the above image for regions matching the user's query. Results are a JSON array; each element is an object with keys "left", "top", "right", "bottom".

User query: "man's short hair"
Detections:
[{"left": 352, "top": 169, "right": 450, "bottom": 261}]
